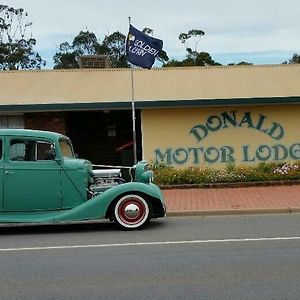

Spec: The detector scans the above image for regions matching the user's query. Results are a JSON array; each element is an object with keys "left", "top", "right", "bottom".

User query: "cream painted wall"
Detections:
[{"left": 141, "top": 105, "right": 300, "bottom": 168}]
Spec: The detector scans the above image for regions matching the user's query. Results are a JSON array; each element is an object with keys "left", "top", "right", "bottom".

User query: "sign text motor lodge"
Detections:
[{"left": 154, "top": 111, "right": 300, "bottom": 165}]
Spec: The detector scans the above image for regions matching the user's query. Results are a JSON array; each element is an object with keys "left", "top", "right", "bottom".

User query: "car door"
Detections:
[{"left": 4, "top": 137, "right": 62, "bottom": 211}]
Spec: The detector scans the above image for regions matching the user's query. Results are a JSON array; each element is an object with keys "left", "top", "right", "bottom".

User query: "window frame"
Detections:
[{"left": 9, "top": 138, "right": 56, "bottom": 162}]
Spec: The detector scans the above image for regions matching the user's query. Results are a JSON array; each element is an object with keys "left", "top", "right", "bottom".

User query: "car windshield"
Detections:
[{"left": 59, "top": 139, "right": 75, "bottom": 158}]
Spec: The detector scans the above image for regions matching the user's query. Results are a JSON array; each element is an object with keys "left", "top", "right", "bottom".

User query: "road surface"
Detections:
[{"left": 0, "top": 214, "right": 299, "bottom": 299}]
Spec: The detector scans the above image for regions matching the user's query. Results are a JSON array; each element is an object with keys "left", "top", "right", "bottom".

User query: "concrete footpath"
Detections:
[{"left": 163, "top": 183, "right": 300, "bottom": 216}]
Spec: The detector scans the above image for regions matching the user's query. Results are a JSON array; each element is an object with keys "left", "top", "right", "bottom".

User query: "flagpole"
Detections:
[{"left": 128, "top": 16, "right": 138, "bottom": 165}]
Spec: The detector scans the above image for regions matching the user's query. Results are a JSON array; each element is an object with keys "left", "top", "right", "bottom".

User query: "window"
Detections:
[
  {"left": 10, "top": 139, "right": 55, "bottom": 161},
  {"left": 0, "top": 116, "right": 24, "bottom": 128},
  {"left": 36, "top": 141, "right": 55, "bottom": 160},
  {"left": 0, "top": 139, "right": 2, "bottom": 159},
  {"left": 59, "top": 139, "right": 75, "bottom": 158}
]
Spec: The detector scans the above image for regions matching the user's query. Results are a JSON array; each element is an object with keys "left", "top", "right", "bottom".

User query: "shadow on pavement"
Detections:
[{"left": 0, "top": 219, "right": 165, "bottom": 235}]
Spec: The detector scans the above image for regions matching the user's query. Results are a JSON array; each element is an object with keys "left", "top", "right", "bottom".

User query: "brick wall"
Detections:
[{"left": 24, "top": 112, "right": 66, "bottom": 134}]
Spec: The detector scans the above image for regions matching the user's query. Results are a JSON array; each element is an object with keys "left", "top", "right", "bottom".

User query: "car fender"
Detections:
[{"left": 53, "top": 182, "right": 164, "bottom": 222}]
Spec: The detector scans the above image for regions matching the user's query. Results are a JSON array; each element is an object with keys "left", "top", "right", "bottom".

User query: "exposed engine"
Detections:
[{"left": 89, "top": 168, "right": 126, "bottom": 196}]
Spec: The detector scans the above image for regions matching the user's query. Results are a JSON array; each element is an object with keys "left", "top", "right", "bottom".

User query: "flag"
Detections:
[{"left": 126, "top": 25, "right": 163, "bottom": 69}]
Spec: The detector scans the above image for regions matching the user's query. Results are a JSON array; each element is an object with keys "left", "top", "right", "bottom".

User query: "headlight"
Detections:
[{"left": 141, "top": 170, "right": 154, "bottom": 183}]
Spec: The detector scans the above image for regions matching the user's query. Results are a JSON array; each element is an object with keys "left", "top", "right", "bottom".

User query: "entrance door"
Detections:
[{"left": 67, "top": 110, "right": 141, "bottom": 165}]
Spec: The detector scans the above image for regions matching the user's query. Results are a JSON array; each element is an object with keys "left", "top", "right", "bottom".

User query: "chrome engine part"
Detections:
[{"left": 89, "top": 168, "right": 125, "bottom": 195}]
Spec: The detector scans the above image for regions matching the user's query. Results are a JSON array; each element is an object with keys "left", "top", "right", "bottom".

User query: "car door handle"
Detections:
[{"left": 5, "top": 171, "right": 13, "bottom": 175}]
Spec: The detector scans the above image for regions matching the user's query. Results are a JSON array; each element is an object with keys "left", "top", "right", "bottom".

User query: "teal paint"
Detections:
[
  {"left": 289, "top": 144, "right": 300, "bottom": 160},
  {"left": 242, "top": 145, "right": 256, "bottom": 162},
  {"left": 157, "top": 143, "right": 300, "bottom": 166},
  {"left": 190, "top": 111, "right": 285, "bottom": 143},
  {"left": 0, "top": 129, "right": 165, "bottom": 225},
  {"left": 238, "top": 112, "right": 254, "bottom": 128}
]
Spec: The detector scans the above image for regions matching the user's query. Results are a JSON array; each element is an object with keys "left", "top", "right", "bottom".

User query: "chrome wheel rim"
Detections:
[{"left": 115, "top": 195, "right": 149, "bottom": 228}]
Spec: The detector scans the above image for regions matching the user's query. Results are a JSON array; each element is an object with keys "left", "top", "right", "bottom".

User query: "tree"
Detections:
[
  {"left": 179, "top": 29, "right": 205, "bottom": 54},
  {"left": 142, "top": 27, "right": 169, "bottom": 65},
  {"left": 283, "top": 53, "right": 300, "bottom": 64},
  {"left": 53, "top": 31, "right": 100, "bottom": 69},
  {"left": 72, "top": 31, "right": 99, "bottom": 55},
  {"left": 101, "top": 31, "right": 128, "bottom": 68},
  {"left": 53, "top": 42, "right": 79, "bottom": 69},
  {"left": 54, "top": 30, "right": 128, "bottom": 69},
  {"left": 164, "top": 28, "right": 221, "bottom": 67},
  {"left": 142, "top": 27, "right": 153, "bottom": 35},
  {"left": 194, "top": 52, "right": 221, "bottom": 66},
  {"left": 53, "top": 27, "right": 169, "bottom": 69},
  {"left": 0, "top": 5, "right": 45, "bottom": 70},
  {"left": 228, "top": 61, "right": 253, "bottom": 66}
]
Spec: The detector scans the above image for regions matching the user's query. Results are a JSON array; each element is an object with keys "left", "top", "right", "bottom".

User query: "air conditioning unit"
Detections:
[{"left": 79, "top": 55, "right": 111, "bottom": 69}]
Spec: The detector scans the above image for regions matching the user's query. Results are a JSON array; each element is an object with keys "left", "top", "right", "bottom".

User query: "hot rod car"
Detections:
[{"left": 0, "top": 129, "right": 166, "bottom": 229}]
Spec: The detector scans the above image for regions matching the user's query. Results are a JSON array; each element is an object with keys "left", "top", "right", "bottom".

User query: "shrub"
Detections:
[{"left": 150, "top": 161, "right": 300, "bottom": 186}]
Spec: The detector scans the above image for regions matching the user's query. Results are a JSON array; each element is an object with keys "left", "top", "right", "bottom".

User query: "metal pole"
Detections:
[{"left": 128, "top": 16, "right": 138, "bottom": 164}]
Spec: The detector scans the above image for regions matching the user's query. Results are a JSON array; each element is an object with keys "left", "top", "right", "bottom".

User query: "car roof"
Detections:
[{"left": 0, "top": 129, "right": 68, "bottom": 140}]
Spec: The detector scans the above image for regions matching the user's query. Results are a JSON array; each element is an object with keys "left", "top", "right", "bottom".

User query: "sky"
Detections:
[{"left": 5, "top": 0, "right": 300, "bottom": 68}]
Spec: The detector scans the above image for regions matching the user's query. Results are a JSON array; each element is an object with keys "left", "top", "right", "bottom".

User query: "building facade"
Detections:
[{"left": 0, "top": 64, "right": 299, "bottom": 168}]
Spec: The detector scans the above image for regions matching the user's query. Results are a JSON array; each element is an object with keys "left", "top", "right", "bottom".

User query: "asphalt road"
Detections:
[{"left": 0, "top": 214, "right": 299, "bottom": 300}]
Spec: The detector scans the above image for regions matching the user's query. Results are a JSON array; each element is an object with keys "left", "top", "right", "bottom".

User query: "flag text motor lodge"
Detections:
[{"left": 126, "top": 25, "right": 163, "bottom": 69}]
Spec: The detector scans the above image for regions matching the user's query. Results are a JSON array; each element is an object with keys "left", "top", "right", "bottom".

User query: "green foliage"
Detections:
[
  {"left": 257, "top": 162, "right": 277, "bottom": 173},
  {"left": 164, "top": 51, "right": 221, "bottom": 67},
  {"left": 102, "top": 31, "right": 128, "bottom": 68},
  {"left": 194, "top": 52, "right": 222, "bottom": 66},
  {"left": 228, "top": 61, "right": 253, "bottom": 66},
  {"left": 53, "top": 27, "right": 169, "bottom": 69},
  {"left": 283, "top": 53, "right": 300, "bottom": 64},
  {"left": 53, "top": 30, "right": 127, "bottom": 69},
  {"left": 164, "top": 27, "right": 221, "bottom": 67},
  {"left": 178, "top": 29, "right": 205, "bottom": 53},
  {"left": 53, "top": 30, "right": 103, "bottom": 69},
  {"left": 150, "top": 161, "right": 300, "bottom": 186},
  {"left": 73, "top": 31, "right": 98, "bottom": 55},
  {"left": 53, "top": 42, "right": 79, "bottom": 69},
  {"left": 0, "top": 5, "right": 45, "bottom": 70}
]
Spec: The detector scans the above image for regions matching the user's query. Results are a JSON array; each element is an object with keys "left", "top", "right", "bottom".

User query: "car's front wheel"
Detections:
[{"left": 113, "top": 194, "right": 151, "bottom": 229}]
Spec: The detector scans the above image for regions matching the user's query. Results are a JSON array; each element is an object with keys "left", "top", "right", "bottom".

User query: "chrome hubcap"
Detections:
[
  {"left": 124, "top": 203, "right": 140, "bottom": 219},
  {"left": 116, "top": 195, "right": 149, "bottom": 227}
]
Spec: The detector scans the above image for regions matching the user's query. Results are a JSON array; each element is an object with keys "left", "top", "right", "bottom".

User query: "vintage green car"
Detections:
[{"left": 0, "top": 129, "right": 166, "bottom": 229}]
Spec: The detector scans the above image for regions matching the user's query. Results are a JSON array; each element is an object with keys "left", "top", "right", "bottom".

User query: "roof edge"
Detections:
[
  {"left": 0, "top": 96, "right": 299, "bottom": 112},
  {"left": 0, "top": 63, "right": 298, "bottom": 74}
]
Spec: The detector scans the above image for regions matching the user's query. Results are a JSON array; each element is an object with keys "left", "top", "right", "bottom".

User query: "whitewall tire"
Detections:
[{"left": 113, "top": 194, "right": 151, "bottom": 229}]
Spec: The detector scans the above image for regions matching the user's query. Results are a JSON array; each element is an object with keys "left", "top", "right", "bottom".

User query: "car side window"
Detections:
[
  {"left": 10, "top": 139, "right": 55, "bottom": 161},
  {"left": 36, "top": 141, "right": 55, "bottom": 160}
]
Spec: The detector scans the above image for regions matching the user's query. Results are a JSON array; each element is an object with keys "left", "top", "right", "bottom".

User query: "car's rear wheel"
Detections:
[{"left": 113, "top": 194, "right": 151, "bottom": 229}]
